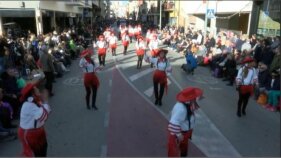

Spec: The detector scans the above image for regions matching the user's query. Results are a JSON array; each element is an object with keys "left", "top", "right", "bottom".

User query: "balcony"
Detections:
[
  {"left": 163, "top": 1, "right": 175, "bottom": 11},
  {"left": 66, "top": 0, "right": 85, "bottom": 7}
]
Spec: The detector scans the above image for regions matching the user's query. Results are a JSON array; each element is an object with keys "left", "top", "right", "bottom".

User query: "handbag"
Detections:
[{"left": 257, "top": 93, "right": 267, "bottom": 105}]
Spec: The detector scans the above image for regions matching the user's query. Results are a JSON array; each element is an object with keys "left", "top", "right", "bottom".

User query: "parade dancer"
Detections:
[
  {"left": 103, "top": 27, "right": 111, "bottom": 45},
  {"left": 95, "top": 35, "right": 107, "bottom": 66},
  {"left": 136, "top": 36, "right": 146, "bottom": 69},
  {"left": 122, "top": 31, "right": 130, "bottom": 55},
  {"left": 128, "top": 25, "right": 135, "bottom": 43},
  {"left": 18, "top": 84, "right": 51, "bottom": 157},
  {"left": 145, "top": 49, "right": 172, "bottom": 106},
  {"left": 120, "top": 24, "right": 127, "bottom": 40},
  {"left": 134, "top": 24, "right": 142, "bottom": 39},
  {"left": 108, "top": 32, "right": 118, "bottom": 56},
  {"left": 167, "top": 87, "right": 203, "bottom": 157},
  {"left": 148, "top": 34, "right": 160, "bottom": 68},
  {"left": 236, "top": 57, "right": 258, "bottom": 117},
  {"left": 79, "top": 49, "right": 102, "bottom": 110}
]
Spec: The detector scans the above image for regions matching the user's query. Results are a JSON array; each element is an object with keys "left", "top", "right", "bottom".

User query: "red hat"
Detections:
[
  {"left": 242, "top": 56, "right": 254, "bottom": 64},
  {"left": 20, "top": 83, "right": 36, "bottom": 102},
  {"left": 176, "top": 87, "right": 203, "bottom": 103},
  {"left": 80, "top": 49, "right": 92, "bottom": 58},
  {"left": 157, "top": 49, "right": 168, "bottom": 56},
  {"left": 138, "top": 36, "right": 144, "bottom": 40}
]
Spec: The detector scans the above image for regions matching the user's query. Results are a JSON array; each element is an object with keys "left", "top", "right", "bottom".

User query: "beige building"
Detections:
[{"left": 0, "top": 0, "right": 101, "bottom": 35}]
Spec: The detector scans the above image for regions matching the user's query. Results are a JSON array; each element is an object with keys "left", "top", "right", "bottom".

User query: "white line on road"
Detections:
[
  {"left": 107, "top": 94, "right": 111, "bottom": 103},
  {"left": 129, "top": 68, "right": 154, "bottom": 82},
  {"left": 144, "top": 79, "right": 172, "bottom": 97},
  {"left": 109, "top": 79, "right": 112, "bottom": 87},
  {"left": 100, "top": 145, "right": 107, "bottom": 157},
  {"left": 104, "top": 112, "right": 110, "bottom": 128}
]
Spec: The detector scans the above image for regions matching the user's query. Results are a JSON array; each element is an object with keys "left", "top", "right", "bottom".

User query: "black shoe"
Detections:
[
  {"left": 242, "top": 110, "right": 246, "bottom": 115},
  {"left": 237, "top": 111, "right": 241, "bottom": 117},
  {"left": 158, "top": 100, "right": 162, "bottom": 106},
  {"left": 154, "top": 99, "right": 159, "bottom": 105},
  {"left": 92, "top": 105, "right": 98, "bottom": 110}
]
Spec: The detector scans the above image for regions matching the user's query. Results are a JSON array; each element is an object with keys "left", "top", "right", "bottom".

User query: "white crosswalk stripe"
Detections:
[
  {"left": 129, "top": 68, "right": 154, "bottom": 81},
  {"left": 144, "top": 79, "right": 172, "bottom": 97}
]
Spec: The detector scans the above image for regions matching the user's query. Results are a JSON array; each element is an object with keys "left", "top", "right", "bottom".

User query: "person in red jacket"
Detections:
[
  {"left": 135, "top": 36, "right": 146, "bottom": 69},
  {"left": 94, "top": 35, "right": 108, "bottom": 66},
  {"left": 122, "top": 31, "right": 130, "bottom": 55},
  {"left": 167, "top": 87, "right": 203, "bottom": 157}
]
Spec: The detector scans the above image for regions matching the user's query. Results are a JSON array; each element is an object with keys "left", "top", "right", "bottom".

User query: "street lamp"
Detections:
[{"left": 159, "top": 0, "right": 162, "bottom": 29}]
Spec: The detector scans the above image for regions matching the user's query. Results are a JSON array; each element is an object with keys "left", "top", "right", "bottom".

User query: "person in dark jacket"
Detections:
[
  {"left": 224, "top": 54, "right": 237, "bottom": 86},
  {"left": 253, "top": 39, "right": 263, "bottom": 64},
  {"left": 265, "top": 70, "right": 280, "bottom": 112},
  {"left": 258, "top": 62, "right": 271, "bottom": 90},
  {"left": 261, "top": 39, "right": 274, "bottom": 67}
]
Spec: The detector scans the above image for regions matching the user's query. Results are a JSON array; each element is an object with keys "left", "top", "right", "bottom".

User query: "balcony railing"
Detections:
[{"left": 163, "top": 1, "right": 175, "bottom": 11}]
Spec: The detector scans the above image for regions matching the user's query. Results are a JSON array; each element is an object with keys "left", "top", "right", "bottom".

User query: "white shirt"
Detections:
[
  {"left": 79, "top": 58, "right": 99, "bottom": 73},
  {"left": 149, "top": 57, "right": 172, "bottom": 72},
  {"left": 122, "top": 35, "right": 130, "bottom": 41},
  {"left": 20, "top": 97, "right": 51, "bottom": 130},
  {"left": 129, "top": 28, "right": 134, "bottom": 34},
  {"left": 109, "top": 36, "right": 117, "bottom": 45},
  {"left": 168, "top": 102, "right": 195, "bottom": 135},
  {"left": 149, "top": 40, "right": 159, "bottom": 50},
  {"left": 136, "top": 41, "right": 146, "bottom": 50},
  {"left": 95, "top": 41, "right": 106, "bottom": 48},
  {"left": 197, "top": 34, "right": 203, "bottom": 44},
  {"left": 236, "top": 67, "right": 258, "bottom": 85}
]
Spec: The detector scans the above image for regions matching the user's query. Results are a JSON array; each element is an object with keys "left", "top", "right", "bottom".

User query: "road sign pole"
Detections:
[
  {"left": 159, "top": 0, "right": 162, "bottom": 29},
  {"left": 204, "top": 0, "right": 209, "bottom": 38}
]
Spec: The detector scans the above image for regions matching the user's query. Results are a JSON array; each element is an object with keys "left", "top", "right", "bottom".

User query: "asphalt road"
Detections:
[{"left": 0, "top": 40, "right": 280, "bottom": 157}]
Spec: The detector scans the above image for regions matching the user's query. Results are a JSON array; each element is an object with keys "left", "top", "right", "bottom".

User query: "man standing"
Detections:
[
  {"left": 168, "top": 87, "right": 203, "bottom": 157},
  {"left": 39, "top": 46, "right": 56, "bottom": 96}
]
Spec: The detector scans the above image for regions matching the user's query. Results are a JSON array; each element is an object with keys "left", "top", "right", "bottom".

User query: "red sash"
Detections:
[
  {"left": 110, "top": 44, "right": 117, "bottom": 49},
  {"left": 240, "top": 85, "right": 254, "bottom": 95},
  {"left": 122, "top": 41, "right": 129, "bottom": 46},
  {"left": 153, "top": 70, "right": 168, "bottom": 94},
  {"left": 84, "top": 73, "right": 100, "bottom": 88},
  {"left": 98, "top": 48, "right": 106, "bottom": 55},
  {"left": 136, "top": 49, "right": 145, "bottom": 56}
]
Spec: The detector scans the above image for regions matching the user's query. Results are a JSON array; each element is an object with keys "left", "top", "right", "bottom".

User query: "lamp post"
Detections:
[
  {"left": 204, "top": 0, "right": 209, "bottom": 38},
  {"left": 159, "top": 0, "right": 162, "bottom": 29}
]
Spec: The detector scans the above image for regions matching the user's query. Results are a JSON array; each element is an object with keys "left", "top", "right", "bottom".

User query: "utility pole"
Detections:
[
  {"left": 204, "top": 0, "right": 209, "bottom": 38},
  {"left": 159, "top": 0, "right": 162, "bottom": 29}
]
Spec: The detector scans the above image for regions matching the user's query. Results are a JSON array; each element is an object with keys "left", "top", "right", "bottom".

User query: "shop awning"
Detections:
[{"left": 0, "top": 9, "right": 35, "bottom": 17}]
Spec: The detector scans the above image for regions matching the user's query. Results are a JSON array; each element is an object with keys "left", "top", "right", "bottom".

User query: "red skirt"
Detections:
[
  {"left": 136, "top": 49, "right": 145, "bottom": 56},
  {"left": 150, "top": 49, "right": 159, "bottom": 57},
  {"left": 110, "top": 44, "right": 117, "bottom": 49},
  {"left": 98, "top": 48, "right": 107, "bottom": 55},
  {"left": 167, "top": 130, "right": 193, "bottom": 157},
  {"left": 240, "top": 85, "right": 254, "bottom": 95},
  {"left": 18, "top": 127, "right": 47, "bottom": 157},
  {"left": 153, "top": 70, "right": 168, "bottom": 94},
  {"left": 122, "top": 41, "right": 129, "bottom": 47},
  {"left": 84, "top": 73, "right": 100, "bottom": 88},
  {"left": 129, "top": 33, "right": 134, "bottom": 37}
]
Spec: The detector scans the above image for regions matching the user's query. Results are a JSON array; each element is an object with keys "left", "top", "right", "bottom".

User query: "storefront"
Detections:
[{"left": 254, "top": 0, "right": 280, "bottom": 37}]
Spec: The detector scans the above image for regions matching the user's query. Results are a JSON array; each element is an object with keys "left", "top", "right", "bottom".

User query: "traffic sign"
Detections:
[{"left": 207, "top": 9, "right": 215, "bottom": 19}]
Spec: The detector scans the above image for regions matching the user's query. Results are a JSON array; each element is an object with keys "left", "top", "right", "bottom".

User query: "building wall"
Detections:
[
  {"left": 0, "top": 1, "right": 39, "bottom": 9},
  {"left": 39, "top": 1, "right": 81, "bottom": 14}
]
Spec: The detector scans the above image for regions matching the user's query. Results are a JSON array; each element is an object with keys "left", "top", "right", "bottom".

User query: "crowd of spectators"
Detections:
[
  {"left": 158, "top": 25, "right": 280, "bottom": 112},
  {"left": 0, "top": 24, "right": 92, "bottom": 139}
]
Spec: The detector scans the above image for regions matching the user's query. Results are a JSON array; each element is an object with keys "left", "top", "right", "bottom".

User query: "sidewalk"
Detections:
[{"left": 106, "top": 68, "right": 205, "bottom": 157}]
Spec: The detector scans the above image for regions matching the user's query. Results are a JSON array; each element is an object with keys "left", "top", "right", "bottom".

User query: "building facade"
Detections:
[{"left": 0, "top": 0, "right": 101, "bottom": 36}]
